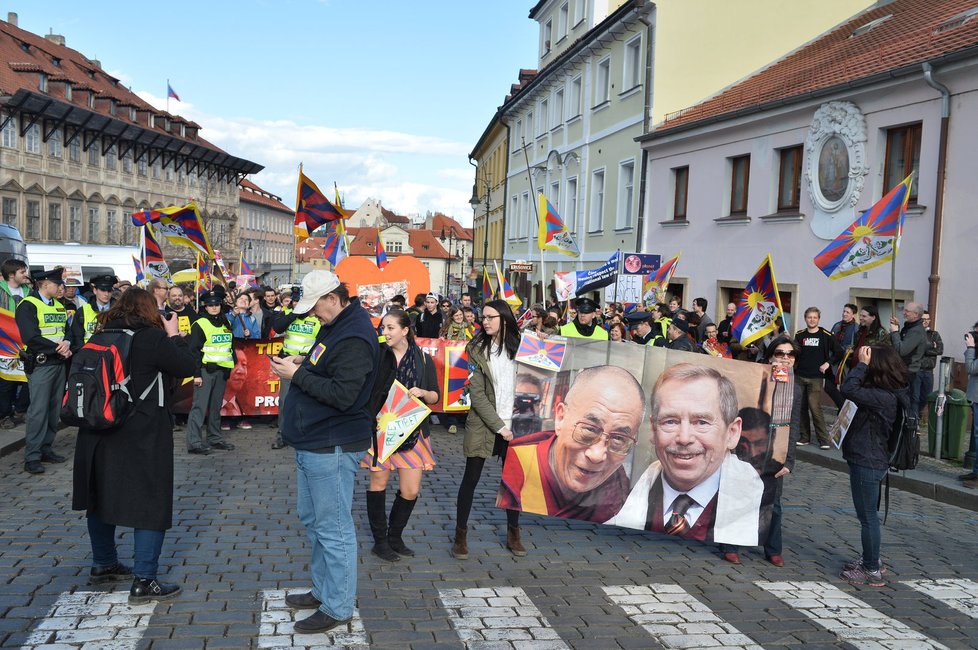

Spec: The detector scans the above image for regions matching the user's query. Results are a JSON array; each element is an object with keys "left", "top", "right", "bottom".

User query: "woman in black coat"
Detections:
[
  {"left": 839, "top": 344, "right": 909, "bottom": 587},
  {"left": 72, "top": 288, "right": 197, "bottom": 604}
]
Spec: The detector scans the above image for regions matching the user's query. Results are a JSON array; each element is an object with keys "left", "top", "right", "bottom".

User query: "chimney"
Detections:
[
  {"left": 90, "top": 59, "right": 101, "bottom": 69},
  {"left": 7, "top": 12, "right": 17, "bottom": 26},
  {"left": 45, "top": 30, "right": 66, "bottom": 47}
]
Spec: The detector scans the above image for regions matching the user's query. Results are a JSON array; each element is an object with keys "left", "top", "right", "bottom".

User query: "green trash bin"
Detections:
[{"left": 928, "top": 389, "right": 969, "bottom": 460}]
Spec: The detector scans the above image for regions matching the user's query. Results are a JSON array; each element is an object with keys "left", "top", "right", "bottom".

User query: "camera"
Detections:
[{"left": 512, "top": 392, "right": 542, "bottom": 438}]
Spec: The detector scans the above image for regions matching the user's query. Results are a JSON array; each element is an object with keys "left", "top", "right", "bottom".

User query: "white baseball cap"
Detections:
[{"left": 293, "top": 270, "right": 341, "bottom": 314}]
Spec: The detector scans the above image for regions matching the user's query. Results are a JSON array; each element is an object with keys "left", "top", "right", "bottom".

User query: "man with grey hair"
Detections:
[
  {"left": 606, "top": 363, "right": 763, "bottom": 546},
  {"left": 889, "top": 302, "right": 928, "bottom": 414}
]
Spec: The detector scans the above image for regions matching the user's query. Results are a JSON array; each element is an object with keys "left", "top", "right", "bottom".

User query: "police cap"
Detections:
[
  {"left": 200, "top": 290, "right": 223, "bottom": 306},
  {"left": 574, "top": 297, "right": 599, "bottom": 313},
  {"left": 34, "top": 268, "right": 64, "bottom": 285},
  {"left": 90, "top": 274, "right": 118, "bottom": 291},
  {"left": 624, "top": 310, "right": 654, "bottom": 324}
]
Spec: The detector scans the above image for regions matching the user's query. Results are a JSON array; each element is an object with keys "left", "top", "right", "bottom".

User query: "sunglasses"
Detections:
[{"left": 772, "top": 350, "right": 796, "bottom": 359}]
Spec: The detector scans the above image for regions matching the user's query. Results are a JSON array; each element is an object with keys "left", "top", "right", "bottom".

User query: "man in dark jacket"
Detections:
[
  {"left": 889, "top": 302, "right": 927, "bottom": 414},
  {"left": 269, "top": 270, "right": 379, "bottom": 635},
  {"left": 665, "top": 317, "right": 697, "bottom": 352},
  {"left": 415, "top": 293, "right": 442, "bottom": 338},
  {"left": 919, "top": 310, "right": 943, "bottom": 421},
  {"left": 794, "top": 307, "right": 840, "bottom": 448}
]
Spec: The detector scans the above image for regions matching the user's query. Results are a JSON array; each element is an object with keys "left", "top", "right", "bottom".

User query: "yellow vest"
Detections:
[
  {"left": 79, "top": 302, "right": 109, "bottom": 342},
  {"left": 560, "top": 321, "right": 609, "bottom": 340},
  {"left": 195, "top": 318, "right": 234, "bottom": 368},
  {"left": 22, "top": 296, "right": 67, "bottom": 345},
  {"left": 282, "top": 314, "right": 321, "bottom": 356}
]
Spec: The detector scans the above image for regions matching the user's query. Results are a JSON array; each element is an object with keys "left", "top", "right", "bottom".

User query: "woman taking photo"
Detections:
[
  {"left": 72, "top": 288, "right": 197, "bottom": 603},
  {"left": 361, "top": 310, "right": 439, "bottom": 561},
  {"left": 839, "top": 345, "right": 909, "bottom": 586},
  {"left": 452, "top": 300, "right": 525, "bottom": 559}
]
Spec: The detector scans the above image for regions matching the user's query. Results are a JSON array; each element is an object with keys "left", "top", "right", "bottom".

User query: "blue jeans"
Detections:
[
  {"left": 296, "top": 447, "right": 361, "bottom": 621},
  {"left": 87, "top": 515, "right": 166, "bottom": 579},
  {"left": 848, "top": 462, "right": 888, "bottom": 572},
  {"left": 908, "top": 371, "right": 923, "bottom": 416},
  {"left": 917, "top": 370, "right": 934, "bottom": 417}
]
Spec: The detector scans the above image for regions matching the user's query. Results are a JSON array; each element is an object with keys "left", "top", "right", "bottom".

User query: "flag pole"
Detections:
[
  {"left": 166, "top": 79, "right": 169, "bottom": 114},
  {"left": 520, "top": 137, "right": 545, "bottom": 305}
]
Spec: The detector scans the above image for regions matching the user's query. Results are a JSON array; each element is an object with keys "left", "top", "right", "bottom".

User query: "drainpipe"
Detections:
[
  {"left": 634, "top": 1, "right": 655, "bottom": 254},
  {"left": 921, "top": 61, "right": 950, "bottom": 326}
]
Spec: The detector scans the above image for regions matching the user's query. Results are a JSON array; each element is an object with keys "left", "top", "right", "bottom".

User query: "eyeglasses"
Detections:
[
  {"left": 571, "top": 423, "right": 636, "bottom": 456},
  {"left": 481, "top": 314, "right": 500, "bottom": 321},
  {"left": 772, "top": 350, "right": 795, "bottom": 359}
]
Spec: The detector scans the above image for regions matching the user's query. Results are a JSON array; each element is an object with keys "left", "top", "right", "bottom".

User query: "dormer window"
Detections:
[
  {"left": 129, "top": 106, "right": 136, "bottom": 121},
  {"left": 65, "top": 83, "right": 71, "bottom": 101},
  {"left": 38, "top": 73, "right": 47, "bottom": 92},
  {"left": 19, "top": 42, "right": 28, "bottom": 53},
  {"left": 543, "top": 19, "right": 552, "bottom": 53},
  {"left": 109, "top": 99, "right": 117, "bottom": 115},
  {"left": 52, "top": 57, "right": 60, "bottom": 67},
  {"left": 87, "top": 92, "right": 94, "bottom": 108}
]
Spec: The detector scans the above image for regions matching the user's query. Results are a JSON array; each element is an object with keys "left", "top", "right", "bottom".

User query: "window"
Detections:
[
  {"left": 537, "top": 100, "right": 548, "bottom": 136},
  {"left": 569, "top": 76, "right": 582, "bottom": 118},
  {"left": 47, "top": 203, "right": 62, "bottom": 240},
  {"left": 558, "top": 3, "right": 569, "bottom": 40},
  {"left": 48, "top": 128, "right": 62, "bottom": 158},
  {"left": 525, "top": 111, "right": 534, "bottom": 143},
  {"left": 509, "top": 196, "right": 518, "bottom": 238},
  {"left": 552, "top": 89, "right": 564, "bottom": 129},
  {"left": 389, "top": 240, "right": 403, "bottom": 253},
  {"left": 673, "top": 166, "right": 689, "bottom": 220},
  {"left": 25, "top": 123, "right": 40, "bottom": 154},
  {"left": 884, "top": 123, "right": 921, "bottom": 202},
  {"left": 566, "top": 177, "right": 577, "bottom": 230},
  {"left": 623, "top": 36, "right": 642, "bottom": 90},
  {"left": 550, "top": 181, "right": 560, "bottom": 212},
  {"left": 617, "top": 160, "right": 635, "bottom": 229},
  {"left": 572, "top": 0, "right": 583, "bottom": 25},
  {"left": 513, "top": 120, "right": 522, "bottom": 151},
  {"left": 777, "top": 146, "right": 803, "bottom": 211},
  {"left": 729, "top": 155, "right": 750, "bottom": 215},
  {"left": 122, "top": 150, "right": 133, "bottom": 173},
  {"left": 69, "top": 205, "right": 82, "bottom": 240},
  {"left": 105, "top": 145, "right": 117, "bottom": 170},
  {"left": 164, "top": 162, "right": 173, "bottom": 181},
  {"left": 106, "top": 209, "right": 117, "bottom": 243},
  {"left": 152, "top": 160, "right": 160, "bottom": 179},
  {"left": 88, "top": 144, "right": 99, "bottom": 167},
  {"left": 88, "top": 206, "right": 100, "bottom": 242},
  {"left": 543, "top": 19, "right": 552, "bottom": 54},
  {"left": 2, "top": 198, "right": 16, "bottom": 227},
  {"left": 595, "top": 58, "right": 610, "bottom": 106},
  {"left": 1, "top": 116, "right": 16, "bottom": 148},
  {"left": 68, "top": 137, "right": 80, "bottom": 162},
  {"left": 138, "top": 157, "right": 147, "bottom": 177},
  {"left": 123, "top": 212, "right": 136, "bottom": 244},
  {"left": 520, "top": 192, "right": 530, "bottom": 238},
  {"left": 26, "top": 200, "right": 40, "bottom": 239},
  {"left": 590, "top": 169, "right": 605, "bottom": 232}
]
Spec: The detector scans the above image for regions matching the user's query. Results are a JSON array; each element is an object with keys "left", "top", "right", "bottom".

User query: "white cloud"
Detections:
[{"left": 135, "top": 90, "right": 474, "bottom": 224}]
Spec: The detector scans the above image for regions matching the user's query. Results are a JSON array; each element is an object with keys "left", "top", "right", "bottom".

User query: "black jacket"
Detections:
[{"left": 840, "top": 362, "right": 909, "bottom": 470}]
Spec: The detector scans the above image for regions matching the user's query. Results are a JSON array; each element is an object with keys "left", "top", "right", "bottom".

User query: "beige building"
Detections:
[
  {"left": 238, "top": 179, "right": 294, "bottom": 286},
  {"left": 468, "top": 111, "right": 509, "bottom": 289},
  {"left": 0, "top": 13, "right": 260, "bottom": 266}
]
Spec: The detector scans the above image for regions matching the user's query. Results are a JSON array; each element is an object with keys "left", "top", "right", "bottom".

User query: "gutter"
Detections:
[{"left": 921, "top": 61, "right": 951, "bottom": 327}]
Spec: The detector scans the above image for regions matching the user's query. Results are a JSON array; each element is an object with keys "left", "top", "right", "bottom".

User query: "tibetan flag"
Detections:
[
  {"left": 133, "top": 203, "right": 213, "bottom": 258},
  {"left": 515, "top": 307, "right": 535, "bottom": 330},
  {"left": 322, "top": 229, "right": 348, "bottom": 267},
  {"left": 729, "top": 254, "right": 784, "bottom": 346},
  {"left": 813, "top": 175, "right": 914, "bottom": 279},
  {"left": 643, "top": 253, "right": 680, "bottom": 304},
  {"left": 132, "top": 256, "right": 145, "bottom": 283},
  {"left": 167, "top": 83, "right": 180, "bottom": 101},
  {"left": 375, "top": 380, "right": 432, "bottom": 462},
  {"left": 482, "top": 266, "right": 495, "bottom": 302},
  {"left": 515, "top": 331, "right": 566, "bottom": 372},
  {"left": 494, "top": 261, "right": 521, "bottom": 310},
  {"left": 441, "top": 342, "right": 470, "bottom": 410},
  {"left": 143, "top": 224, "right": 172, "bottom": 282},
  {"left": 294, "top": 168, "right": 343, "bottom": 241},
  {"left": 376, "top": 229, "right": 389, "bottom": 269},
  {"left": 0, "top": 307, "right": 23, "bottom": 357},
  {"left": 537, "top": 194, "right": 579, "bottom": 257},
  {"left": 197, "top": 253, "right": 213, "bottom": 291},
  {"left": 239, "top": 253, "right": 254, "bottom": 276}
]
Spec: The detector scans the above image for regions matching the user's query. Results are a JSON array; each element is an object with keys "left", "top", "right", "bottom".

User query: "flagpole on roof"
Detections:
[{"left": 166, "top": 79, "right": 170, "bottom": 114}]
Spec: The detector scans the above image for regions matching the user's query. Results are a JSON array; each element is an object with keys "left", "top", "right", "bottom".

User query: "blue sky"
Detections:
[{"left": 24, "top": 1, "right": 540, "bottom": 224}]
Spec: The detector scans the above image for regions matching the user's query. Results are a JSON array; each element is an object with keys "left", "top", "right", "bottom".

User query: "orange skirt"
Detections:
[{"left": 360, "top": 432, "right": 436, "bottom": 471}]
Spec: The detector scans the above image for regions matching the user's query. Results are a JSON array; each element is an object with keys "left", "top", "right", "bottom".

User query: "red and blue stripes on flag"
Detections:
[
  {"left": 482, "top": 266, "right": 494, "bottom": 302},
  {"left": 376, "top": 230, "right": 388, "bottom": 269},
  {"left": 144, "top": 225, "right": 165, "bottom": 263},
  {"left": 131, "top": 256, "right": 145, "bottom": 283},
  {"left": 0, "top": 308, "right": 23, "bottom": 357},
  {"left": 729, "top": 254, "right": 784, "bottom": 346},
  {"left": 131, "top": 209, "right": 161, "bottom": 227},
  {"left": 167, "top": 83, "right": 180, "bottom": 101},
  {"left": 295, "top": 170, "right": 344, "bottom": 241}
]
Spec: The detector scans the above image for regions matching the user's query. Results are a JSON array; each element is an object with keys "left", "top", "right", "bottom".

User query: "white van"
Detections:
[{"left": 26, "top": 243, "right": 140, "bottom": 284}]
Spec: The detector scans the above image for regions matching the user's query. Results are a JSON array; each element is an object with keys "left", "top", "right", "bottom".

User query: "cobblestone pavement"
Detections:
[{"left": 2, "top": 422, "right": 978, "bottom": 649}]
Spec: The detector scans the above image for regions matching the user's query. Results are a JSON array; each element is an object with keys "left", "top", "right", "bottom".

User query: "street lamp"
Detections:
[
  {"left": 439, "top": 226, "right": 459, "bottom": 299},
  {"left": 469, "top": 172, "right": 491, "bottom": 298}
]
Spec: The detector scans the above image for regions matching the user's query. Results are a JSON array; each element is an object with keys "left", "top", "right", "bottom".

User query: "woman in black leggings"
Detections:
[{"left": 452, "top": 300, "right": 524, "bottom": 558}]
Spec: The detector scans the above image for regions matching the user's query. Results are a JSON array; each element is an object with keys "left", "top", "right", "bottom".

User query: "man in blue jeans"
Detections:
[
  {"left": 269, "top": 270, "right": 380, "bottom": 634},
  {"left": 958, "top": 328, "right": 978, "bottom": 485}
]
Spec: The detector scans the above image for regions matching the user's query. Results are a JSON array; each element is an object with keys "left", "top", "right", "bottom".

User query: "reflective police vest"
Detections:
[
  {"left": 79, "top": 302, "right": 110, "bottom": 342},
  {"left": 282, "top": 314, "right": 321, "bottom": 356},
  {"left": 560, "top": 321, "right": 609, "bottom": 340},
  {"left": 195, "top": 319, "right": 234, "bottom": 368},
  {"left": 21, "top": 296, "right": 67, "bottom": 346}
]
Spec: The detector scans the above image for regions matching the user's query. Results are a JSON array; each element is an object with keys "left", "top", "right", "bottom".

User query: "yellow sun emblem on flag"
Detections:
[
  {"left": 377, "top": 412, "right": 396, "bottom": 432},
  {"left": 746, "top": 291, "right": 766, "bottom": 309},
  {"left": 850, "top": 224, "right": 875, "bottom": 241}
]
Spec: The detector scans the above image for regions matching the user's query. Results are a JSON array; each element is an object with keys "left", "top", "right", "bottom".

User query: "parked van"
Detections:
[{"left": 26, "top": 243, "right": 139, "bottom": 284}]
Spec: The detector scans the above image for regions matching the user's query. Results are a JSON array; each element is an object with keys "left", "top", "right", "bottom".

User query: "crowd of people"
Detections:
[{"left": 5, "top": 256, "right": 978, "bottom": 627}]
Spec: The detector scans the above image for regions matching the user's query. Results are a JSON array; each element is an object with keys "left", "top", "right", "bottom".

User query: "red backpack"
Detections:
[{"left": 61, "top": 329, "right": 162, "bottom": 430}]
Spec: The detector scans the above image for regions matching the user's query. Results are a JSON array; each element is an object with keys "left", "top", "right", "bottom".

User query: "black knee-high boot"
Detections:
[
  {"left": 366, "top": 490, "right": 399, "bottom": 562},
  {"left": 388, "top": 491, "right": 417, "bottom": 557}
]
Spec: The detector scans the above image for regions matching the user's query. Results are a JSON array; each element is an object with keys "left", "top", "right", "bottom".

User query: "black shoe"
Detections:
[
  {"left": 272, "top": 437, "right": 287, "bottom": 450},
  {"left": 188, "top": 447, "right": 212, "bottom": 455},
  {"left": 285, "top": 591, "right": 321, "bottom": 609},
  {"left": 293, "top": 609, "right": 349, "bottom": 634},
  {"left": 210, "top": 441, "right": 235, "bottom": 451},
  {"left": 40, "top": 451, "right": 68, "bottom": 463},
  {"left": 24, "top": 461, "right": 44, "bottom": 474},
  {"left": 89, "top": 562, "right": 133, "bottom": 584},
  {"left": 129, "top": 578, "right": 182, "bottom": 604},
  {"left": 959, "top": 473, "right": 978, "bottom": 481}
]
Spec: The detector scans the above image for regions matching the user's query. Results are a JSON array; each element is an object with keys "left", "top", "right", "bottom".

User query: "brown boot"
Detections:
[
  {"left": 506, "top": 525, "right": 527, "bottom": 557},
  {"left": 451, "top": 526, "right": 468, "bottom": 559}
]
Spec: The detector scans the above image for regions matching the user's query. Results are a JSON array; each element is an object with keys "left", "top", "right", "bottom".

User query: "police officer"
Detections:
[
  {"left": 184, "top": 290, "right": 235, "bottom": 455},
  {"left": 626, "top": 310, "right": 660, "bottom": 346},
  {"left": 268, "top": 304, "right": 321, "bottom": 449},
  {"left": 559, "top": 297, "right": 609, "bottom": 340},
  {"left": 15, "top": 268, "right": 72, "bottom": 474},
  {"left": 71, "top": 275, "right": 117, "bottom": 349}
]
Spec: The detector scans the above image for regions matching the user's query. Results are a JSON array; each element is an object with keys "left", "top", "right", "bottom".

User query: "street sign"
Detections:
[{"left": 509, "top": 263, "right": 534, "bottom": 273}]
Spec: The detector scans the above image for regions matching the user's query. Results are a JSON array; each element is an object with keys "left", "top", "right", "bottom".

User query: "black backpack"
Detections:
[
  {"left": 61, "top": 329, "right": 163, "bottom": 431},
  {"left": 887, "top": 392, "right": 919, "bottom": 471}
]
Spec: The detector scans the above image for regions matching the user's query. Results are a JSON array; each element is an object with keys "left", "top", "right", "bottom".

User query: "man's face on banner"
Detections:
[
  {"left": 651, "top": 376, "right": 741, "bottom": 493},
  {"left": 552, "top": 369, "right": 643, "bottom": 495},
  {"left": 227, "top": 348, "right": 248, "bottom": 394}
]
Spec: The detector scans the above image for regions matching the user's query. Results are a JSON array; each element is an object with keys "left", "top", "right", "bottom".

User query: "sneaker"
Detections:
[
  {"left": 796, "top": 440, "right": 810, "bottom": 446},
  {"left": 220, "top": 423, "right": 231, "bottom": 431},
  {"left": 819, "top": 445, "right": 831, "bottom": 450},
  {"left": 238, "top": 420, "right": 252, "bottom": 430},
  {"left": 89, "top": 562, "right": 133, "bottom": 584},
  {"left": 0, "top": 416, "right": 15, "bottom": 429},
  {"left": 841, "top": 563, "right": 885, "bottom": 587},
  {"left": 842, "top": 558, "right": 887, "bottom": 575},
  {"left": 448, "top": 425, "right": 458, "bottom": 434}
]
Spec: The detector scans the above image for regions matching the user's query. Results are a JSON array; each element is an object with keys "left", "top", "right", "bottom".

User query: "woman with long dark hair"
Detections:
[
  {"left": 452, "top": 299, "right": 525, "bottom": 558},
  {"left": 72, "top": 288, "right": 197, "bottom": 603},
  {"left": 361, "top": 310, "right": 439, "bottom": 561},
  {"left": 839, "top": 344, "right": 909, "bottom": 586},
  {"left": 844, "top": 305, "right": 891, "bottom": 377}
]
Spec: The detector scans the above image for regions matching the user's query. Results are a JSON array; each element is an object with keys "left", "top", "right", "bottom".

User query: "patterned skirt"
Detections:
[{"left": 360, "top": 433, "right": 437, "bottom": 471}]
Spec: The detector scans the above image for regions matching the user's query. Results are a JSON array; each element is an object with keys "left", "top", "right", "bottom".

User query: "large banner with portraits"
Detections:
[{"left": 496, "top": 334, "right": 793, "bottom": 546}]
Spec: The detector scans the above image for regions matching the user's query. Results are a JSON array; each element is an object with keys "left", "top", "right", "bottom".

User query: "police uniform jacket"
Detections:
[{"left": 15, "top": 290, "right": 67, "bottom": 358}]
